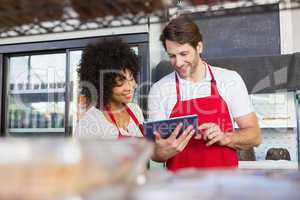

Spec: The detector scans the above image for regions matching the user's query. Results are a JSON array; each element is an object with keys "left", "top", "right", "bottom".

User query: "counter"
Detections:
[
  {"left": 132, "top": 169, "right": 300, "bottom": 200},
  {"left": 239, "top": 160, "right": 298, "bottom": 169}
]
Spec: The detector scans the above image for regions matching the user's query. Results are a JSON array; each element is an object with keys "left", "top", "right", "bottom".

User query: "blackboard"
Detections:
[
  {"left": 190, "top": 4, "right": 280, "bottom": 58},
  {"left": 206, "top": 54, "right": 298, "bottom": 94}
]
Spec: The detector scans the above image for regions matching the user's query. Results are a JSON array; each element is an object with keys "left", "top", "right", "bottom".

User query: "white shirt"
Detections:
[
  {"left": 74, "top": 103, "right": 144, "bottom": 139},
  {"left": 148, "top": 64, "right": 253, "bottom": 123}
]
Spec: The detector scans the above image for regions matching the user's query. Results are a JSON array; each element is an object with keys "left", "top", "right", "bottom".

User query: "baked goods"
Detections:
[{"left": 266, "top": 148, "right": 291, "bottom": 160}]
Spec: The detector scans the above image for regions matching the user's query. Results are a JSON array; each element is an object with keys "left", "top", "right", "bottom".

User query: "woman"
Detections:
[{"left": 74, "top": 39, "right": 144, "bottom": 139}]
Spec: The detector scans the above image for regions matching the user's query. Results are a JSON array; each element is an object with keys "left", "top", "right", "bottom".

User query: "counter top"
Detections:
[{"left": 238, "top": 160, "right": 298, "bottom": 169}]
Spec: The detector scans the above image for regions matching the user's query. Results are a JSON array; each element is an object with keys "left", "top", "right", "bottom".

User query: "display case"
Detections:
[
  {"left": 243, "top": 91, "right": 299, "bottom": 167},
  {"left": 6, "top": 53, "right": 66, "bottom": 136},
  {"left": 250, "top": 91, "right": 297, "bottom": 128}
]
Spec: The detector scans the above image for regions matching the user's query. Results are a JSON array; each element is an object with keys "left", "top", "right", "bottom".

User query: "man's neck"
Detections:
[{"left": 186, "top": 61, "right": 206, "bottom": 83}]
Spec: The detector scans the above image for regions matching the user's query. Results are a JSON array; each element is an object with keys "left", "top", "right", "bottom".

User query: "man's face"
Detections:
[{"left": 165, "top": 40, "right": 202, "bottom": 79}]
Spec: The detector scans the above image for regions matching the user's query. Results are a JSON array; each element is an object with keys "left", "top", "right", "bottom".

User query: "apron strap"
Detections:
[
  {"left": 105, "top": 105, "right": 123, "bottom": 138},
  {"left": 206, "top": 64, "right": 219, "bottom": 96},
  {"left": 125, "top": 104, "right": 145, "bottom": 136},
  {"left": 105, "top": 104, "right": 144, "bottom": 138}
]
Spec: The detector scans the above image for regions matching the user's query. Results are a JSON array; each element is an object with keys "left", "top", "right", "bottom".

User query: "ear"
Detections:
[{"left": 196, "top": 42, "right": 203, "bottom": 54}]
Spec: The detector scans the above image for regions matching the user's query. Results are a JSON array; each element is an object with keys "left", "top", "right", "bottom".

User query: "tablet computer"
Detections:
[{"left": 143, "top": 114, "right": 198, "bottom": 141}]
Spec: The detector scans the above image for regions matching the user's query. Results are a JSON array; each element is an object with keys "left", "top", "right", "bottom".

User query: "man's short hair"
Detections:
[{"left": 160, "top": 15, "right": 203, "bottom": 49}]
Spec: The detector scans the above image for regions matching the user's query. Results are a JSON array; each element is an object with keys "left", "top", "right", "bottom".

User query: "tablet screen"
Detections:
[{"left": 143, "top": 114, "right": 198, "bottom": 141}]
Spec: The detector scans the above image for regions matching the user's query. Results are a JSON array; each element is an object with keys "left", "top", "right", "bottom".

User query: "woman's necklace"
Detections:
[{"left": 105, "top": 104, "right": 130, "bottom": 131}]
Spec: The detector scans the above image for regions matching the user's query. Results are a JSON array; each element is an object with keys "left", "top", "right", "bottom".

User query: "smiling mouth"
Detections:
[
  {"left": 123, "top": 94, "right": 133, "bottom": 99},
  {"left": 177, "top": 66, "right": 188, "bottom": 74}
]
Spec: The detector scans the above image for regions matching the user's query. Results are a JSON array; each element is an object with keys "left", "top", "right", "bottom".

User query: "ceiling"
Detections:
[{"left": 0, "top": 0, "right": 299, "bottom": 38}]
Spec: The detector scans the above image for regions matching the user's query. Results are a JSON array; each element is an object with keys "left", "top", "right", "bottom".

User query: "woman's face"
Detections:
[{"left": 111, "top": 69, "right": 137, "bottom": 105}]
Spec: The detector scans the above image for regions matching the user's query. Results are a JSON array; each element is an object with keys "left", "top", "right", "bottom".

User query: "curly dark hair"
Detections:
[{"left": 77, "top": 38, "right": 139, "bottom": 108}]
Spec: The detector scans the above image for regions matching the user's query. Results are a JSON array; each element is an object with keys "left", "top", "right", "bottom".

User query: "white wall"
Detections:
[
  {"left": 0, "top": 25, "right": 148, "bottom": 45},
  {"left": 280, "top": 5, "right": 294, "bottom": 54},
  {"left": 291, "top": 9, "right": 300, "bottom": 52},
  {"left": 148, "top": 23, "right": 164, "bottom": 81},
  {"left": 279, "top": 2, "right": 300, "bottom": 54}
]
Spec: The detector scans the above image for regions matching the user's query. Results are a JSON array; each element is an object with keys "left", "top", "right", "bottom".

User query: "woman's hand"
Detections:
[{"left": 151, "top": 123, "right": 195, "bottom": 162}]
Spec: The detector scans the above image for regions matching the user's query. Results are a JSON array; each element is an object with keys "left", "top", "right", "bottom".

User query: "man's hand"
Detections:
[
  {"left": 195, "top": 112, "right": 261, "bottom": 150},
  {"left": 152, "top": 123, "right": 195, "bottom": 162},
  {"left": 197, "top": 123, "right": 231, "bottom": 146}
]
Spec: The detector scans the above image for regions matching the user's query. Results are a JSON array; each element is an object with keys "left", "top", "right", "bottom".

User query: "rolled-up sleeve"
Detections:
[
  {"left": 227, "top": 71, "right": 253, "bottom": 118},
  {"left": 147, "top": 83, "right": 167, "bottom": 121}
]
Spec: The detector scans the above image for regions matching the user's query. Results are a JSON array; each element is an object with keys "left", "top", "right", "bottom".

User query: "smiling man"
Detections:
[{"left": 148, "top": 15, "right": 261, "bottom": 172}]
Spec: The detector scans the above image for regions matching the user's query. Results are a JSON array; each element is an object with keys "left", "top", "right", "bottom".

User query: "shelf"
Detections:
[
  {"left": 258, "top": 125, "right": 297, "bottom": 129},
  {"left": 249, "top": 92, "right": 297, "bottom": 129},
  {"left": 8, "top": 92, "right": 67, "bottom": 103},
  {"left": 9, "top": 88, "right": 65, "bottom": 95},
  {"left": 234, "top": 124, "right": 296, "bottom": 129},
  {"left": 238, "top": 161, "right": 298, "bottom": 170},
  {"left": 9, "top": 128, "right": 65, "bottom": 133},
  {"left": 8, "top": 86, "right": 74, "bottom": 103}
]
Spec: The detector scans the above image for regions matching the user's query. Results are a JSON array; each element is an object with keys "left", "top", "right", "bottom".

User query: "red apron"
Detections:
[
  {"left": 105, "top": 104, "right": 144, "bottom": 138},
  {"left": 167, "top": 64, "right": 238, "bottom": 171}
]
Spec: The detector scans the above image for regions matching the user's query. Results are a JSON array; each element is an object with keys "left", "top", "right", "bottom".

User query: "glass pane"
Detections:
[
  {"left": 131, "top": 46, "right": 138, "bottom": 55},
  {"left": 7, "top": 53, "right": 66, "bottom": 136}
]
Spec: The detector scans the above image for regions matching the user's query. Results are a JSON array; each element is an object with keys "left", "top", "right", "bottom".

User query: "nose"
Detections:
[
  {"left": 175, "top": 55, "right": 184, "bottom": 68},
  {"left": 124, "top": 80, "right": 135, "bottom": 91}
]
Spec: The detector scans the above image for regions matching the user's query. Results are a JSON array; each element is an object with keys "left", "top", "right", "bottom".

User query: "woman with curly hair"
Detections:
[{"left": 74, "top": 38, "right": 144, "bottom": 139}]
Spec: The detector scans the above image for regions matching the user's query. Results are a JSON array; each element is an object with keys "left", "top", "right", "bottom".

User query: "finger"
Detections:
[
  {"left": 194, "top": 132, "right": 202, "bottom": 140},
  {"left": 176, "top": 125, "right": 194, "bottom": 143},
  {"left": 175, "top": 126, "right": 194, "bottom": 151},
  {"left": 154, "top": 131, "right": 162, "bottom": 142},
  {"left": 177, "top": 129, "right": 195, "bottom": 151},
  {"left": 169, "top": 123, "right": 183, "bottom": 140},
  {"left": 204, "top": 126, "right": 215, "bottom": 135},
  {"left": 194, "top": 128, "right": 203, "bottom": 140},
  {"left": 198, "top": 123, "right": 214, "bottom": 140},
  {"left": 206, "top": 135, "right": 223, "bottom": 146},
  {"left": 208, "top": 131, "right": 220, "bottom": 140},
  {"left": 198, "top": 123, "right": 215, "bottom": 130},
  {"left": 202, "top": 125, "right": 218, "bottom": 141},
  {"left": 202, "top": 128, "right": 213, "bottom": 141},
  {"left": 206, "top": 127, "right": 219, "bottom": 140}
]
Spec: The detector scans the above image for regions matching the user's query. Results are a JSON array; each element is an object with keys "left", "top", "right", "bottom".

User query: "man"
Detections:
[{"left": 148, "top": 15, "right": 261, "bottom": 172}]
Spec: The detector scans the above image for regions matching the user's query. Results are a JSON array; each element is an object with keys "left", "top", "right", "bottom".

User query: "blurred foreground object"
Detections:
[
  {"left": 134, "top": 169, "right": 300, "bottom": 200},
  {"left": 0, "top": 138, "right": 153, "bottom": 200}
]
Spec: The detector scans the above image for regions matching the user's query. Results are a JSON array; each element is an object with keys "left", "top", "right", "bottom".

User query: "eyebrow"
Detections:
[
  {"left": 116, "top": 73, "right": 134, "bottom": 81},
  {"left": 168, "top": 51, "right": 189, "bottom": 56}
]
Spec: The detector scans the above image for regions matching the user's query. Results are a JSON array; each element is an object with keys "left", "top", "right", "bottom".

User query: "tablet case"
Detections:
[{"left": 143, "top": 114, "right": 198, "bottom": 141}]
